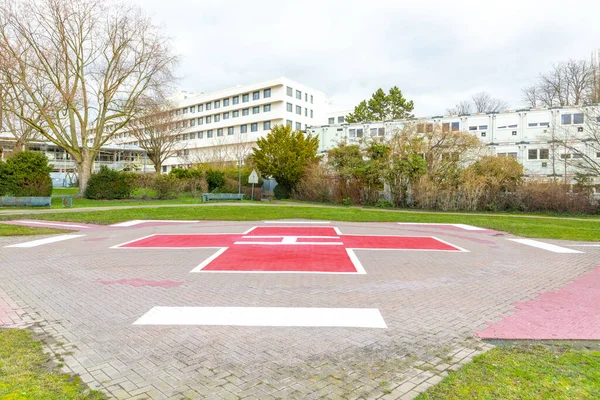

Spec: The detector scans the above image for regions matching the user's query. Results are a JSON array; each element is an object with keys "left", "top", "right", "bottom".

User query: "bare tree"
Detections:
[
  {"left": 523, "top": 57, "right": 598, "bottom": 108},
  {"left": 555, "top": 107, "right": 600, "bottom": 177},
  {"left": 471, "top": 92, "right": 509, "bottom": 113},
  {"left": 447, "top": 92, "right": 508, "bottom": 115},
  {"left": 0, "top": 87, "right": 43, "bottom": 151},
  {"left": 0, "top": 0, "right": 177, "bottom": 192},
  {"left": 446, "top": 100, "right": 472, "bottom": 115},
  {"left": 127, "top": 102, "right": 183, "bottom": 174}
]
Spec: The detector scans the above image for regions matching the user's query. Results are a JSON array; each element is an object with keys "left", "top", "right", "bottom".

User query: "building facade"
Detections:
[
  {"left": 111, "top": 77, "right": 327, "bottom": 173},
  {"left": 309, "top": 106, "right": 600, "bottom": 183}
]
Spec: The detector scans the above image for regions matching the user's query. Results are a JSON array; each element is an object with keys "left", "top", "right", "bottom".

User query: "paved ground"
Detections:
[{"left": 0, "top": 220, "right": 598, "bottom": 399}]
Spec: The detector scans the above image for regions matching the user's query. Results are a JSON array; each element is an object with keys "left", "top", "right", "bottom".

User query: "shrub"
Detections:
[
  {"left": 84, "top": 166, "right": 135, "bottom": 200},
  {"left": 205, "top": 169, "right": 225, "bottom": 192},
  {"left": 0, "top": 151, "right": 53, "bottom": 196},
  {"left": 273, "top": 184, "right": 290, "bottom": 199},
  {"left": 292, "top": 164, "right": 333, "bottom": 203},
  {"left": 152, "top": 174, "right": 182, "bottom": 199}
]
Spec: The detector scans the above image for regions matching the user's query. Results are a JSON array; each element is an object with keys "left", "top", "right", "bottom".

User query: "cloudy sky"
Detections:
[{"left": 134, "top": 0, "right": 600, "bottom": 116}]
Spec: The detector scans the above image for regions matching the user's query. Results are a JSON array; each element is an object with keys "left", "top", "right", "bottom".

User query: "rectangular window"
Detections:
[
  {"left": 539, "top": 122, "right": 550, "bottom": 127},
  {"left": 223, "top": 112, "right": 229, "bottom": 120},
  {"left": 264, "top": 88, "right": 271, "bottom": 98},
  {"left": 198, "top": 104, "right": 203, "bottom": 112},
  {"left": 253, "top": 91, "right": 260, "bottom": 100},
  {"left": 426, "top": 124, "right": 433, "bottom": 132},
  {"left": 242, "top": 108, "right": 249, "bottom": 116},
  {"left": 207, "top": 130, "right": 213, "bottom": 138},
  {"left": 296, "top": 90, "right": 301, "bottom": 99},
  {"left": 251, "top": 123, "right": 258, "bottom": 132},
  {"left": 263, "top": 104, "right": 271, "bottom": 112},
  {"left": 286, "top": 86, "right": 293, "bottom": 96},
  {"left": 198, "top": 131, "right": 203, "bottom": 139},
  {"left": 232, "top": 96, "right": 239, "bottom": 105},
  {"left": 479, "top": 125, "right": 488, "bottom": 130},
  {"left": 596, "top": 152, "right": 600, "bottom": 158},
  {"left": 296, "top": 122, "right": 302, "bottom": 130},
  {"left": 233, "top": 110, "right": 239, "bottom": 118},
  {"left": 206, "top": 116, "right": 211, "bottom": 123},
  {"left": 206, "top": 103, "right": 212, "bottom": 111},
  {"left": 540, "top": 149, "right": 549, "bottom": 159},
  {"left": 528, "top": 123, "right": 538, "bottom": 127},
  {"left": 296, "top": 105, "right": 301, "bottom": 115},
  {"left": 338, "top": 116, "right": 345, "bottom": 123},
  {"left": 305, "top": 93, "right": 308, "bottom": 102},
  {"left": 190, "top": 106, "right": 195, "bottom": 113},
  {"left": 198, "top": 117, "right": 203, "bottom": 125},
  {"left": 175, "top": 109, "right": 180, "bottom": 116},
  {"left": 287, "top": 103, "right": 293, "bottom": 112},
  {"left": 378, "top": 127, "right": 385, "bottom": 136},
  {"left": 310, "top": 109, "right": 313, "bottom": 118},
  {"left": 182, "top": 133, "right": 188, "bottom": 140},
  {"left": 240, "top": 125, "right": 247, "bottom": 133},
  {"left": 217, "top": 128, "right": 223, "bottom": 137},
  {"left": 561, "top": 114, "right": 572, "bottom": 125},
  {"left": 162, "top": 166, "right": 167, "bottom": 173},
  {"left": 328, "top": 117, "right": 335, "bottom": 124},
  {"left": 223, "top": 98, "right": 229, "bottom": 107},
  {"left": 370, "top": 128, "right": 377, "bottom": 136},
  {"left": 183, "top": 107, "right": 188, "bottom": 114},
  {"left": 508, "top": 124, "right": 517, "bottom": 128},
  {"left": 189, "top": 132, "right": 195, "bottom": 139},
  {"left": 264, "top": 121, "right": 271, "bottom": 130},
  {"left": 356, "top": 128, "right": 363, "bottom": 137},
  {"left": 286, "top": 120, "right": 292, "bottom": 127},
  {"left": 252, "top": 106, "right": 260, "bottom": 114},
  {"left": 214, "top": 100, "right": 220, "bottom": 109},
  {"left": 311, "top": 95, "right": 313, "bottom": 104},
  {"left": 573, "top": 113, "right": 584, "bottom": 124},
  {"left": 349, "top": 128, "right": 356, "bottom": 138},
  {"left": 190, "top": 119, "right": 196, "bottom": 127},
  {"left": 451, "top": 122, "right": 459, "bottom": 131},
  {"left": 528, "top": 149, "right": 538, "bottom": 159},
  {"left": 442, "top": 123, "right": 450, "bottom": 132},
  {"left": 228, "top": 127, "right": 234, "bottom": 135},
  {"left": 560, "top": 153, "right": 571, "bottom": 159},
  {"left": 242, "top": 93, "right": 249, "bottom": 102},
  {"left": 305, "top": 108, "right": 307, "bottom": 117},
  {"left": 183, "top": 120, "right": 188, "bottom": 128},
  {"left": 214, "top": 114, "right": 220, "bottom": 122},
  {"left": 469, "top": 126, "right": 477, "bottom": 131}
]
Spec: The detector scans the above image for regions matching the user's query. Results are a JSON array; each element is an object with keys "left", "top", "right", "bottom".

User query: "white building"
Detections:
[
  {"left": 309, "top": 106, "right": 600, "bottom": 183},
  {"left": 112, "top": 77, "right": 327, "bottom": 173}
]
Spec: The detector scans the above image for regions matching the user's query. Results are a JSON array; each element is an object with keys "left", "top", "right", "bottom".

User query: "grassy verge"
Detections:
[
  {"left": 0, "top": 224, "right": 70, "bottom": 236},
  {"left": 0, "top": 329, "right": 105, "bottom": 399},
  {"left": 417, "top": 344, "right": 600, "bottom": 400},
  {"left": 5, "top": 204, "right": 600, "bottom": 241}
]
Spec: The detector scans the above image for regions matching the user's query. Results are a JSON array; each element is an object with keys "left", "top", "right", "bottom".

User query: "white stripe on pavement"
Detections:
[
  {"left": 6, "top": 234, "right": 85, "bottom": 248},
  {"left": 111, "top": 220, "right": 199, "bottom": 227},
  {"left": 263, "top": 221, "right": 330, "bottom": 224},
  {"left": 508, "top": 239, "right": 583, "bottom": 253},
  {"left": 134, "top": 307, "right": 387, "bottom": 328},
  {"left": 396, "top": 223, "right": 486, "bottom": 230},
  {"left": 15, "top": 221, "right": 91, "bottom": 229}
]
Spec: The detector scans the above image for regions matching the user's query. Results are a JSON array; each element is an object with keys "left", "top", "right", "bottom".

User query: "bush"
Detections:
[
  {"left": 0, "top": 151, "right": 52, "bottom": 196},
  {"left": 205, "top": 169, "right": 225, "bottom": 192},
  {"left": 84, "top": 166, "right": 135, "bottom": 200},
  {"left": 152, "top": 174, "right": 182, "bottom": 199},
  {"left": 292, "top": 164, "right": 332, "bottom": 203},
  {"left": 273, "top": 184, "right": 290, "bottom": 199}
]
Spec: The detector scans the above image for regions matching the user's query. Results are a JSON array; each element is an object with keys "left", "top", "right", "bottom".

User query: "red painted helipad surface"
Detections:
[
  {"left": 476, "top": 267, "right": 600, "bottom": 340},
  {"left": 116, "top": 226, "right": 464, "bottom": 273}
]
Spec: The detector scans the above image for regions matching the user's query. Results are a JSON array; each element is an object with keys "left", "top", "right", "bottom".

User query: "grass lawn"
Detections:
[
  {"left": 417, "top": 344, "right": 600, "bottom": 400},
  {"left": 4, "top": 204, "right": 600, "bottom": 241},
  {"left": 0, "top": 329, "right": 105, "bottom": 399},
  {"left": 0, "top": 224, "right": 70, "bottom": 237}
]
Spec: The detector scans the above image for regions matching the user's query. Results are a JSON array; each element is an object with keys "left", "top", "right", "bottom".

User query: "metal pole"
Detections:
[
  {"left": 238, "top": 159, "right": 241, "bottom": 194},
  {"left": 251, "top": 183, "right": 254, "bottom": 201}
]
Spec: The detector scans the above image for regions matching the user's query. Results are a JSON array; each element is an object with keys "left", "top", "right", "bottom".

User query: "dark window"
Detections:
[
  {"left": 223, "top": 112, "right": 229, "bottom": 120},
  {"left": 573, "top": 113, "right": 584, "bottom": 124},
  {"left": 214, "top": 114, "right": 220, "bottom": 122},
  {"left": 287, "top": 103, "right": 293, "bottom": 112},
  {"left": 233, "top": 110, "right": 239, "bottom": 118},
  {"left": 240, "top": 125, "right": 247, "bottom": 133},
  {"left": 296, "top": 90, "right": 301, "bottom": 99},
  {"left": 451, "top": 122, "right": 459, "bottom": 131},
  {"left": 356, "top": 128, "right": 363, "bottom": 137},
  {"left": 264, "top": 104, "right": 271, "bottom": 112},
  {"left": 252, "top": 106, "right": 260, "bottom": 114},
  {"left": 528, "top": 123, "right": 538, "bottom": 127},
  {"left": 263, "top": 121, "right": 271, "bottom": 130},
  {"left": 479, "top": 125, "right": 488, "bottom": 130},
  {"left": 217, "top": 128, "right": 223, "bottom": 137},
  {"left": 207, "top": 130, "right": 213, "bottom": 138},
  {"left": 328, "top": 117, "right": 335, "bottom": 124},
  {"left": 223, "top": 98, "right": 229, "bottom": 107},
  {"left": 296, "top": 122, "right": 301, "bottom": 130},
  {"left": 206, "top": 103, "right": 212, "bottom": 111},
  {"left": 242, "top": 108, "right": 249, "bottom": 116},
  {"left": 198, "top": 104, "right": 203, "bottom": 112},
  {"left": 469, "top": 126, "right": 477, "bottom": 131},
  {"left": 228, "top": 127, "right": 234, "bottom": 135},
  {"left": 232, "top": 96, "right": 239, "bottom": 105},
  {"left": 378, "top": 127, "right": 385, "bottom": 136},
  {"left": 539, "top": 122, "right": 550, "bottom": 127},
  {"left": 561, "top": 114, "right": 572, "bottom": 125},
  {"left": 242, "top": 93, "right": 249, "bottom": 102},
  {"left": 338, "top": 116, "right": 345, "bottom": 123},
  {"left": 264, "top": 88, "right": 271, "bottom": 98},
  {"left": 540, "top": 149, "right": 549, "bottom": 159},
  {"left": 190, "top": 106, "right": 195, "bottom": 113},
  {"left": 286, "top": 120, "right": 292, "bottom": 126},
  {"left": 442, "top": 123, "right": 450, "bottom": 132},
  {"left": 286, "top": 86, "right": 293, "bottom": 96},
  {"left": 251, "top": 123, "right": 258, "bottom": 132},
  {"left": 198, "top": 131, "right": 204, "bottom": 139},
  {"left": 253, "top": 91, "right": 260, "bottom": 100},
  {"left": 214, "top": 100, "right": 220, "bottom": 109},
  {"left": 311, "top": 95, "right": 313, "bottom": 104},
  {"left": 528, "top": 149, "right": 538, "bottom": 159},
  {"left": 206, "top": 116, "right": 211, "bottom": 123},
  {"left": 296, "top": 105, "right": 301, "bottom": 115}
]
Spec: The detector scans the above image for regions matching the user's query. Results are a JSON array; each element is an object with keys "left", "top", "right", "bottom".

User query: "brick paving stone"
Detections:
[{"left": 1, "top": 221, "right": 597, "bottom": 399}]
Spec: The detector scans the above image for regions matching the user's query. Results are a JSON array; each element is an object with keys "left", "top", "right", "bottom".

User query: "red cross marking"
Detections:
[{"left": 115, "top": 226, "right": 466, "bottom": 274}]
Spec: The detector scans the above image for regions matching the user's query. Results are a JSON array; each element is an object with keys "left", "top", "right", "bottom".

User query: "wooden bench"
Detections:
[{"left": 201, "top": 193, "right": 244, "bottom": 202}]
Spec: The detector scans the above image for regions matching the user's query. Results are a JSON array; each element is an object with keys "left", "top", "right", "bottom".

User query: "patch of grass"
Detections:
[
  {"left": 0, "top": 329, "right": 105, "bottom": 399},
  {"left": 0, "top": 224, "right": 70, "bottom": 236},
  {"left": 416, "top": 344, "right": 600, "bottom": 400},
  {"left": 6, "top": 204, "right": 600, "bottom": 241}
]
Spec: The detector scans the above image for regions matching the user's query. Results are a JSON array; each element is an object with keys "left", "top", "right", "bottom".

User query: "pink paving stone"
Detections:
[
  {"left": 97, "top": 278, "right": 183, "bottom": 288},
  {"left": 476, "top": 266, "right": 600, "bottom": 340},
  {"left": 0, "top": 291, "right": 27, "bottom": 328}
]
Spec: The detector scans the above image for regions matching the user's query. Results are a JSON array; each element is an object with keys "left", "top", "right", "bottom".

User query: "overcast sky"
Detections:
[{"left": 134, "top": 0, "right": 600, "bottom": 116}]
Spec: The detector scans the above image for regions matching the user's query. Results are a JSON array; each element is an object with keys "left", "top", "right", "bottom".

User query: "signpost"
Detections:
[{"left": 248, "top": 169, "right": 259, "bottom": 200}]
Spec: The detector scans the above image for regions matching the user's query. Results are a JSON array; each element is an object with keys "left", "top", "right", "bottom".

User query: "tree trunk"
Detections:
[
  {"left": 154, "top": 162, "right": 162, "bottom": 174},
  {"left": 77, "top": 157, "right": 94, "bottom": 194}
]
